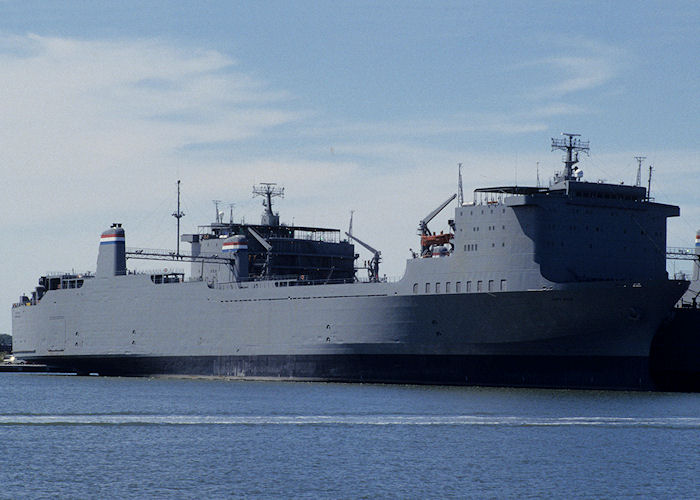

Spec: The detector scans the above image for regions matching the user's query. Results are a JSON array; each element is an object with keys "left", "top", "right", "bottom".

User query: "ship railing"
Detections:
[
  {"left": 43, "top": 270, "right": 94, "bottom": 278},
  {"left": 136, "top": 268, "right": 186, "bottom": 276},
  {"left": 354, "top": 275, "right": 398, "bottom": 283},
  {"left": 666, "top": 247, "right": 699, "bottom": 261},
  {"left": 474, "top": 191, "right": 505, "bottom": 206},
  {"left": 211, "top": 277, "right": 356, "bottom": 289},
  {"left": 292, "top": 229, "right": 341, "bottom": 243},
  {"left": 210, "top": 275, "right": 399, "bottom": 290},
  {"left": 126, "top": 247, "right": 233, "bottom": 263},
  {"left": 127, "top": 247, "right": 194, "bottom": 258}
]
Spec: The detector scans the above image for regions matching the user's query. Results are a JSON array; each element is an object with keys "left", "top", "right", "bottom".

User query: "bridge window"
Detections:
[
  {"left": 435, "top": 282, "right": 441, "bottom": 293},
  {"left": 425, "top": 283, "right": 430, "bottom": 294},
  {"left": 446, "top": 282, "right": 451, "bottom": 293},
  {"left": 477, "top": 280, "right": 483, "bottom": 292},
  {"left": 413, "top": 283, "right": 418, "bottom": 294},
  {"left": 456, "top": 281, "right": 462, "bottom": 293}
]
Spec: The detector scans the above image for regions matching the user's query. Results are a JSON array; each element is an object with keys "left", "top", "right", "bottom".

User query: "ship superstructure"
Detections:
[
  {"left": 11, "top": 135, "right": 689, "bottom": 389},
  {"left": 183, "top": 183, "right": 355, "bottom": 285}
]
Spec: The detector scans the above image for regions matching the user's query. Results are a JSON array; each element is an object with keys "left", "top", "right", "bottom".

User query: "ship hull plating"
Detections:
[
  {"left": 12, "top": 276, "right": 687, "bottom": 390},
  {"left": 33, "top": 353, "right": 652, "bottom": 390}
]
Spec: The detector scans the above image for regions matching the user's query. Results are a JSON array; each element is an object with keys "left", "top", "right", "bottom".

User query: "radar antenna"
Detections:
[
  {"left": 253, "top": 183, "right": 284, "bottom": 226},
  {"left": 171, "top": 180, "right": 185, "bottom": 258},
  {"left": 634, "top": 156, "right": 646, "bottom": 187},
  {"left": 551, "top": 133, "right": 590, "bottom": 181}
]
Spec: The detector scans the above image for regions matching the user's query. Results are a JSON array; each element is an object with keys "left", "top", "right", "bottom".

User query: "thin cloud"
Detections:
[
  {"left": 531, "top": 103, "right": 590, "bottom": 118},
  {"left": 299, "top": 114, "right": 547, "bottom": 141},
  {"left": 515, "top": 38, "right": 626, "bottom": 101},
  {"left": 0, "top": 34, "right": 302, "bottom": 224}
]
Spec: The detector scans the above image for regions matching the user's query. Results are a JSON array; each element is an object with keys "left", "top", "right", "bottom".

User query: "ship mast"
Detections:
[
  {"left": 634, "top": 156, "right": 646, "bottom": 187},
  {"left": 171, "top": 180, "right": 185, "bottom": 258},
  {"left": 551, "top": 133, "right": 590, "bottom": 181},
  {"left": 253, "top": 183, "right": 284, "bottom": 226},
  {"left": 213, "top": 200, "right": 222, "bottom": 223},
  {"left": 457, "top": 163, "right": 464, "bottom": 206}
]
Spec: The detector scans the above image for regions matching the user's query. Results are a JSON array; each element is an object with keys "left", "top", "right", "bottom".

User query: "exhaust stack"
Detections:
[
  {"left": 96, "top": 223, "right": 126, "bottom": 277},
  {"left": 222, "top": 235, "right": 248, "bottom": 281}
]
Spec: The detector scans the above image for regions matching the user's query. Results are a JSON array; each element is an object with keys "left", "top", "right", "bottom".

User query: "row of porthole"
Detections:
[
  {"left": 460, "top": 208, "right": 508, "bottom": 216},
  {"left": 464, "top": 242, "right": 506, "bottom": 251},
  {"left": 470, "top": 225, "right": 507, "bottom": 232},
  {"left": 413, "top": 279, "right": 507, "bottom": 294}
]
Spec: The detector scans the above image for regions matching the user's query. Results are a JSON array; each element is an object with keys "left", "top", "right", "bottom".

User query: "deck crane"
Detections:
[
  {"left": 247, "top": 227, "right": 273, "bottom": 277},
  {"left": 345, "top": 232, "right": 381, "bottom": 282},
  {"left": 419, "top": 193, "right": 456, "bottom": 257}
]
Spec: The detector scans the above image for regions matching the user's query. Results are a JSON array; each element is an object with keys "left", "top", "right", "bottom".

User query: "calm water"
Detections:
[{"left": 1, "top": 374, "right": 698, "bottom": 499}]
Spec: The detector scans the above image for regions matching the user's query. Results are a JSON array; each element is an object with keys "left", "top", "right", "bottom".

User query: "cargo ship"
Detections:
[
  {"left": 11, "top": 134, "right": 689, "bottom": 389},
  {"left": 650, "top": 231, "right": 700, "bottom": 391}
]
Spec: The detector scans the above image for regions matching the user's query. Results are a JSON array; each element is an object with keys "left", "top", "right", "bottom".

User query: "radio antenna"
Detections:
[
  {"left": 171, "top": 180, "right": 185, "bottom": 257},
  {"left": 457, "top": 163, "right": 464, "bottom": 206},
  {"left": 634, "top": 156, "right": 646, "bottom": 187}
]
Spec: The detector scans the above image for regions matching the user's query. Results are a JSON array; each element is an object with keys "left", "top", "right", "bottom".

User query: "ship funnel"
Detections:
[
  {"left": 96, "top": 223, "right": 126, "bottom": 277},
  {"left": 222, "top": 235, "right": 248, "bottom": 281}
]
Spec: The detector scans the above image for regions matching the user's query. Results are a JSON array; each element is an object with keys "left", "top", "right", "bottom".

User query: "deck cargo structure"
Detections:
[{"left": 11, "top": 135, "right": 689, "bottom": 389}]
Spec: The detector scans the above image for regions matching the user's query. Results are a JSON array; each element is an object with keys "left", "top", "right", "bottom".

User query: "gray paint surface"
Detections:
[{"left": 12, "top": 161, "right": 689, "bottom": 384}]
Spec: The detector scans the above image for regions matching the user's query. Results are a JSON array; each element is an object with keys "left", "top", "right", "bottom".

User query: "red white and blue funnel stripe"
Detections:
[
  {"left": 100, "top": 232, "right": 125, "bottom": 245},
  {"left": 222, "top": 240, "right": 247, "bottom": 252}
]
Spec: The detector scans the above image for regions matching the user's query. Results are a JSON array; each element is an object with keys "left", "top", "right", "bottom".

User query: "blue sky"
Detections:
[{"left": 1, "top": 1, "right": 699, "bottom": 333}]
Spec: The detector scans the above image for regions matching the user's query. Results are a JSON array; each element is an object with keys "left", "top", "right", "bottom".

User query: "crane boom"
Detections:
[
  {"left": 419, "top": 193, "right": 456, "bottom": 235},
  {"left": 345, "top": 231, "right": 381, "bottom": 282},
  {"left": 247, "top": 227, "right": 272, "bottom": 251},
  {"left": 345, "top": 232, "right": 379, "bottom": 256},
  {"left": 247, "top": 227, "right": 272, "bottom": 277}
]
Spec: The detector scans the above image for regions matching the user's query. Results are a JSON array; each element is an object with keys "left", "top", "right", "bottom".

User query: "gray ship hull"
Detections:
[
  {"left": 12, "top": 142, "right": 691, "bottom": 389},
  {"left": 12, "top": 275, "right": 687, "bottom": 389},
  {"left": 32, "top": 353, "right": 653, "bottom": 390}
]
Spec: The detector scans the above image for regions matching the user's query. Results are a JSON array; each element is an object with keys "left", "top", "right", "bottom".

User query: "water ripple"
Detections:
[{"left": 0, "top": 414, "right": 698, "bottom": 428}]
